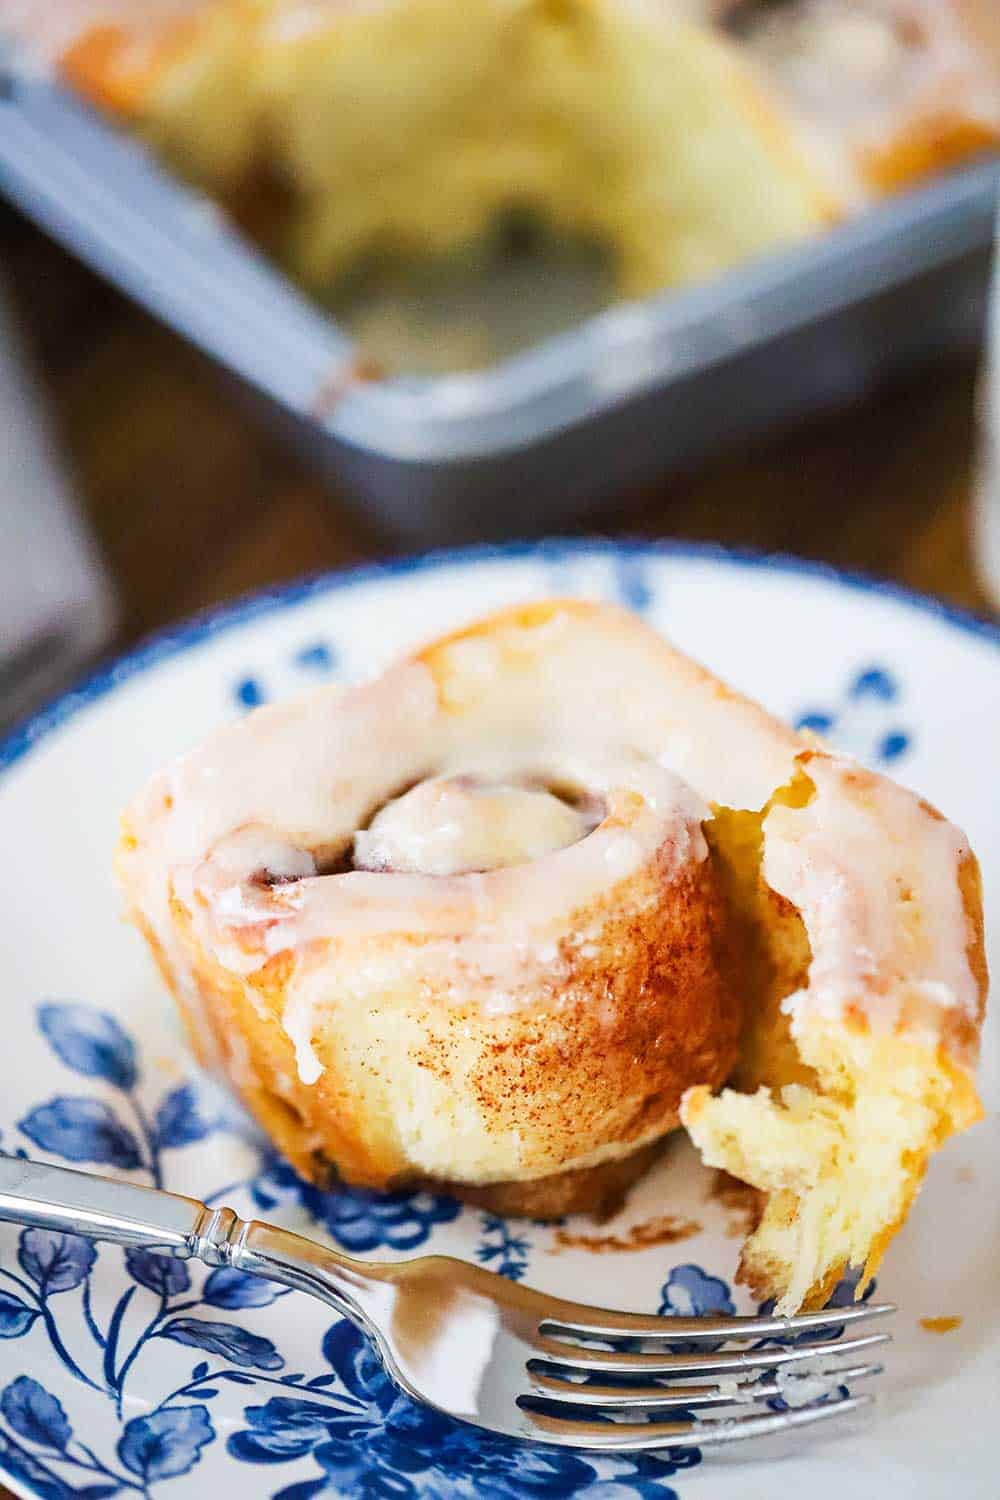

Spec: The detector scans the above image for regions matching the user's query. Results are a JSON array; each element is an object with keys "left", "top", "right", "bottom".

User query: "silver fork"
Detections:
[{"left": 0, "top": 1156, "right": 892, "bottom": 1453}]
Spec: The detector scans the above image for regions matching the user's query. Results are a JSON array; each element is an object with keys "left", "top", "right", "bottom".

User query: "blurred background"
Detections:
[{"left": 2, "top": 0, "right": 1000, "bottom": 733}]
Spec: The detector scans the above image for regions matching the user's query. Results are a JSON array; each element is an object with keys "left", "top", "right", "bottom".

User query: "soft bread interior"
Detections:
[{"left": 686, "top": 770, "right": 985, "bottom": 1313}]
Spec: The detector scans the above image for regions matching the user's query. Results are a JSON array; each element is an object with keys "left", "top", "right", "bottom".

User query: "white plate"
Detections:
[{"left": 1, "top": 542, "right": 997, "bottom": 1500}]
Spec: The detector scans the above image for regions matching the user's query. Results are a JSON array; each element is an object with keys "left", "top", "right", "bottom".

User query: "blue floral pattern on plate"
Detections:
[
  {"left": 233, "top": 639, "right": 340, "bottom": 713},
  {"left": 248, "top": 1156, "right": 462, "bottom": 1254},
  {"left": 227, "top": 1320, "right": 700, "bottom": 1499},
  {"left": 795, "top": 665, "right": 911, "bottom": 765},
  {"left": 0, "top": 1002, "right": 712, "bottom": 1496},
  {"left": 18, "top": 1004, "right": 220, "bottom": 1189},
  {"left": 476, "top": 1215, "right": 532, "bottom": 1281}
]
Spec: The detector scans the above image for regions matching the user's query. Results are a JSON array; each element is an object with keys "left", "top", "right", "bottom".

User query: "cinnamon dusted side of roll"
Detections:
[{"left": 149, "top": 814, "right": 739, "bottom": 1209}]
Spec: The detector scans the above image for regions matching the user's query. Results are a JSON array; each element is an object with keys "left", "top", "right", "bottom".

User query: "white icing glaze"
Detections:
[
  {"left": 280, "top": 961, "right": 329, "bottom": 1086},
  {"left": 763, "top": 753, "right": 980, "bottom": 1045},
  {"left": 193, "top": 755, "right": 700, "bottom": 951},
  {"left": 354, "top": 774, "right": 600, "bottom": 875}
]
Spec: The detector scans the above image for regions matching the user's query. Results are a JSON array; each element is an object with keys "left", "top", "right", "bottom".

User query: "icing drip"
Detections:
[{"left": 764, "top": 755, "right": 980, "bottom": 1043}]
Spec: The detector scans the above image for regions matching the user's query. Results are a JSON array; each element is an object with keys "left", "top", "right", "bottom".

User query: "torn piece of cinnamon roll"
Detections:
[{"left": 117, "top": 599, "right": 986, "bottom": 1310}]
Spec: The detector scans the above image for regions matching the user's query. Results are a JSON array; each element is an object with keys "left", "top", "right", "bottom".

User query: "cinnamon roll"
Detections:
[
  {"left": 117, "top": 600, "right": 987, "bottom": 1311},
  {"left": 116, "top": 602, "right": 743, "bottom": 1217},
  {"left": 730, "top": 0, "right": 1000, "bottom": 198},
  {"left": 42, "top": 1, "right": 1000, "bottom": 317}
]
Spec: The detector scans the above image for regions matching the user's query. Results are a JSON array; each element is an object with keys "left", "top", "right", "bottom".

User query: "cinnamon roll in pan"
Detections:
[
  {"left": 55, "top": 0, "right": 834, "bottom": 300},
  {"left": 117, "top": 600, "right": 987, "bottom": 1312}
]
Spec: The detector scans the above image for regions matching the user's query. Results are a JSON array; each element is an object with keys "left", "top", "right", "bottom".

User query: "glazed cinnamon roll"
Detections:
[
  {"left": 118, "top": 600, "right": 987, "bottom": 1311},
  {"left": 117, "top": 602, "right": 743, "bottom": 1217},
  {"left": 731, "top": 0, "right": 1000, "bottom": 198},
  {"left": 44, "top": 0, "right": 1000, "bottom": 310}
]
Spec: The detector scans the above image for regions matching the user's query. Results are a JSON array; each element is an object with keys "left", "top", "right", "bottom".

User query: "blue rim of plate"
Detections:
[{"left": 2, "top": 538, "right": 998, "bottom": 776}]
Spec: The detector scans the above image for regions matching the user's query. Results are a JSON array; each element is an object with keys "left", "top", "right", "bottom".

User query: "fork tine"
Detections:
[
  {"left": 538, "top": 1300, "right": 895, "bottom": 1344},
  {"left": 528, "top": 1361, "right": 883, "bottom": 1410},
  {"left": 519, "top": 1392, "right": 874, "bottom": 1450},
  {"left": 530, "top": 1329, "right": 890, "bottom": 1379}
]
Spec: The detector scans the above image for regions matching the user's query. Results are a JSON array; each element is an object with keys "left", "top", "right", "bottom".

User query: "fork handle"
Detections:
[{"left": 0, "top": 1155, "right": 381, "bottom": 1328}]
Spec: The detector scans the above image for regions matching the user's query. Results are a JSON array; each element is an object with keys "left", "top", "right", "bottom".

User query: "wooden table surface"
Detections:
[{"left": 0, "top": 200, "right": 996, "bottom": 1500}]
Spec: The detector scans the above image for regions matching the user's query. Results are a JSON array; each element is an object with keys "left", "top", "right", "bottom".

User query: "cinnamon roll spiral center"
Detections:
[{"left": 353, "top": 773, "right": 604, "bottom": 875}]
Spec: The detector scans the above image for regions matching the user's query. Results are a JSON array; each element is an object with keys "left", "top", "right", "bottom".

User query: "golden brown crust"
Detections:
[
  {"left": 61, "top": 19, "right": 200, "bottom": 118},
  {"left": 414, "top": 597, "right": 800, "bottom": 746},
  {"left": 274, "top": 1140, "right": 667, "bottom": 1221},
  {"left": 958, "top": 848, "right": 990, "bottom": 1033},
  {"left": 861, "top": 116, "right": 998, "bottom": 195},
  {"left": 421, "top": 1140, "right": 667, "bottom": 1221}
]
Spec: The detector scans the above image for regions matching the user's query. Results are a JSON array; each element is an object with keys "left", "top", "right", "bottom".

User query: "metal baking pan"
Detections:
[{"left": 1, "top": 61, "right": 998, "bottom": 543}]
